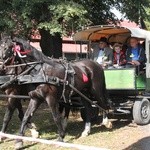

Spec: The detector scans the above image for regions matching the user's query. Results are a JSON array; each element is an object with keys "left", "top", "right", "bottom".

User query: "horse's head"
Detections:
[
  {"left": 0, "top": 37, "right": 30, "bottom": 76},
  {"left": 1, "top": 36, "right": 43, "bottom": 68},
  {"left": 1, "top": 38, "right": 29, "bottom": 65}
]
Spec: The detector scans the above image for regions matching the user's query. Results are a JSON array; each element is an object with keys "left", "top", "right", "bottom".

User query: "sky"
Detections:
[{"left": 111, "top": 8, "right": 124, "bottom": 19}]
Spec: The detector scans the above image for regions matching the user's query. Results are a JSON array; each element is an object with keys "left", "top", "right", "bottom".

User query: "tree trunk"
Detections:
[{"left": 39, "top": 29, "right": 62, "bottom": 58}]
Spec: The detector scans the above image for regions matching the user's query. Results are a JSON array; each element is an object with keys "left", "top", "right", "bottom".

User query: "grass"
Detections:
[{"left": 0, "top": 99, "right": 134, "bottom": 150}]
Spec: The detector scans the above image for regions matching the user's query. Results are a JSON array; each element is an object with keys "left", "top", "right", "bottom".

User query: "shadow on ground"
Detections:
[
  {"left": 123, "top": 136, "right": 150, "bottom": 150},
  {"left": 0, "top": 100, "right": 133, "bottom": 141}
]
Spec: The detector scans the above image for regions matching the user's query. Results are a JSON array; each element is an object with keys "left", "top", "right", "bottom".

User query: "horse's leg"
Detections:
[
  {"left": 101, "top": 112, "right": 112, "bottom": 128},
  {"left": 1, "top": 99, "right": 16, "bottom": 133},
  {"left": 46, "top": 97, "right": 65, "bottom": 142},
  {"left": 81, "top": 100, "right": 92, "bottom": 137},
  {"left": 16, "top": 100, "right": 38, "bottom": 138},
  {"left": 16, "top": 100, "right": 24, "bottom": 121},
  {"left": 15, "top": 98, "right": 42, "bottom": 149},
  {"left": 59, "top": 104, "right": 70, "bottom": 131},
  {"left": 1, "top": 88, "right": 20, "bottom": 133},
  {"left": 90, "top": 78, "right": 112, "bottom": 129},
  {"left": 0, "top": 97, "right": 18, "bottom": 141}
]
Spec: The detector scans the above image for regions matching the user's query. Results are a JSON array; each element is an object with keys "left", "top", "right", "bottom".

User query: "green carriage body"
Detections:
[
  {"left": 104, "top": 68, "right": 146, "bottom": 91},
  {"left": 73, "top": 25, "right": 150, "bottom": 125}
]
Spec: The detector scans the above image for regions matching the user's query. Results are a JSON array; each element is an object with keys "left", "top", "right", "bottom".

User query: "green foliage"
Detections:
[
  {"left": 38, "top": 1, "right": 90, "bottom": 35},
  {"left": 144, "top": 7, "right": 150, "bottom": 30},
  {"left": 0, "top": 0, "right": 150, "bottom": 37},
  {"left": 0, "top": 0, "right": 90, "bottom": 36},
  {"left": 116, "top": 0, "right": 150, "bottom": 24},
  {"left": 75, "top": 0, "right": 118, "bottom": 25}
]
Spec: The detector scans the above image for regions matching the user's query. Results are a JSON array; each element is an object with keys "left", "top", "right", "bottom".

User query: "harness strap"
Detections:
[
  {"left": 13, "top": 45, "right": 31, "bottom": 57},
  {"left": 61, "top": 61, "right": 75, "bottom": 103},
  {"left": 0, "top": 64, "right": 37, "bottom": 90},
  {"left": 68, "top": 63, "right": 75, "bottom": 102},
  {"left": 61, "top": 63, "right": 69, "bottom": 103},
  {"left": 52, "top": 77, "right": 107, "bottom": 113},
  {"left": 14, "top": 48, "right": 31, "bottom": 55},
  {"left": 68, "top": 84, "right": 107, "bottom": 113}
]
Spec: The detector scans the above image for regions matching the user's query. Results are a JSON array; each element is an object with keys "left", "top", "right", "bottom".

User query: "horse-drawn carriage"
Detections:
[
  {"left": 73, "top": 25, "right": 150, "bottom": 125},
  {"left": 0, "top": 25, "right": 150, "bottom": 149}
]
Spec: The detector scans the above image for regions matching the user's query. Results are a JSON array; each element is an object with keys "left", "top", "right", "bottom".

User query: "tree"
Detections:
[
  {"left": 0, "top": 0, "right": 150, "bottom": 57},
  {"left": 116, "top": 0, "right": 150, "bottom": 28},
  {"left": 0, "top": 0, "right": 90, "bottom": 58}
]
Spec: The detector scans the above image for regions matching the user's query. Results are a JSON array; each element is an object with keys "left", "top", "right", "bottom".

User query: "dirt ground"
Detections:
[
  {"left": 97, "top": 121, "right": 150, "bottom": 150},
  {"left": 0, "top": 100, "right": 150, "bottom": 150}
]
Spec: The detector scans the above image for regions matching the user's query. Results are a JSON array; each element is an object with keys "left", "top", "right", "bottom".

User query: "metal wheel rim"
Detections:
[{"left": 141, "top": 104, "right": 149, "bottom": 119}]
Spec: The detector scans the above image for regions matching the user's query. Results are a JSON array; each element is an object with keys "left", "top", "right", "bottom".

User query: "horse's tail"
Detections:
[
  {"left": 89, "top": 62, "right": 109, "bottom": 110},
  {"left": 101, "top": 68, "right": 109, "bottom": 108}
]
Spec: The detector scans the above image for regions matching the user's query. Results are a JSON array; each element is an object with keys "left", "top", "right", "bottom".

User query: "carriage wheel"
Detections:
[
  {"left": 80, "top": 107, "right": 99, "bottom": 122},
  {"left": 133, "top": 98, "right": 150, "bottom": 125}
]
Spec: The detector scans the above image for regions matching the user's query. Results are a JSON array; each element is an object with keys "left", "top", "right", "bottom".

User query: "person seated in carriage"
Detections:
[
  {"left": 126, "top": 37, "right": 146, "bottom": 72},
  {"left": 113, "top": 43, "right": 126, "bottom": 68},
  {"left": 92, "top": 37, "right": 113, "bottom": 68}
]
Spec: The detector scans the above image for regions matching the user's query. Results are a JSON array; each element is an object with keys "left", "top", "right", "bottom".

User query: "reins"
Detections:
[
  {"left": 13, "top": 45, "right": 31, "bottom": 55},
  {"left": 52, "top": 77, "right": 108, "bottom": 113}
]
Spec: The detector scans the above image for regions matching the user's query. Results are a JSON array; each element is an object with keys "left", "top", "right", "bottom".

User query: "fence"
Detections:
[{"left": 0, "top": 132, "right": 108, "bottom": 150}]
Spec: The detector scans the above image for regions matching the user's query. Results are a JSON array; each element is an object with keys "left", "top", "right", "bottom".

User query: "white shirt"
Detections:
[{"left": 96, "top": 50, "right": 104, "bottom": 64}]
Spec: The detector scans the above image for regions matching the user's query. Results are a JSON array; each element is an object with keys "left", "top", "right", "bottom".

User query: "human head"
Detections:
[
  {"left": 99, "top": 37, "right": 108, "bottom": 49},
  {"left": 129, "top": 37, "right": 139, "bottom": 48},
  {"left": 113, "top": 43, "right": 122, "bottom": 53}
]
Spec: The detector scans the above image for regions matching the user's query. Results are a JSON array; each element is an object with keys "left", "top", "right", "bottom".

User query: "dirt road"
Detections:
[
  {"left": 0, "top": 101, "right": 150, "bottom": 150},
  {"left": 119, "top": 123, "right": 150, "bottom": 150}
]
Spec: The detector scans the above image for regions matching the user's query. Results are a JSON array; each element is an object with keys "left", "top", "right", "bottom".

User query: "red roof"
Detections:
[
  {"left": 119, "top": 20, "right": 139, "bottom": 28},
  {"left": 63, "top": 43, "right": 87, "bottom": 53},
  {"left": 30, "top": 41, "right": 87, "bottom": 53}
]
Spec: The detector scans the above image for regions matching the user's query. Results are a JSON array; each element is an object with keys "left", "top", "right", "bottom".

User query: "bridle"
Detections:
[
  {"left": 0, "top": 43, "right": 31, "bottom": 75},
  {"left": 12, "top": 44, "right": 31, "bottom": 58}
]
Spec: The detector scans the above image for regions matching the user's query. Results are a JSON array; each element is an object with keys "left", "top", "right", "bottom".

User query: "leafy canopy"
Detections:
[{"left": 0, "top": 0, "right": 150, "bottom": 37}]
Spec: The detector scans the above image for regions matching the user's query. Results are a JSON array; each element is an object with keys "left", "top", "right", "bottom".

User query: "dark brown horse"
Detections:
[
  {"left": 0, "top": 37, "right": 69, "bottom": 141},
  {"left": 0, "top": 37, "right": 112, "bottom": 149},
  {"left": 0, "top": 37, "right": 39, "bottom": 141}
]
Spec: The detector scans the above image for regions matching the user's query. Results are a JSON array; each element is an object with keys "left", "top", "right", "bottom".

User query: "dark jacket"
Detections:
[
  {"left": 113, "top": 51, "right": 126, "bottom": 65},
  {"left": 91, "top": 44, "right": 113, "bottom": 65},
  {"left": 126, "top": 45, "right": 146, "bottom": 65}
]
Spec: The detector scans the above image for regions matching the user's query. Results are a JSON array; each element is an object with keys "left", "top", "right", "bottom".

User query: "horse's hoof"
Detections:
[
  {"left": 102, "top": 121, "right": 113, "bottom": 129},
  {"left": 57, "top": 137, "right": 64, "bottom": 142},
  {"left": 29, "top": 129, "right": 39, "bottom": 138},
  {"left": 30, "top": 123, "right": 37, "bottom": 129},
  {"left": 15, "top": 141, "right": 23, "bottom": 150},
  {"left": 106, "top": 121, "right": 113, "bottom": 129},
  {"left": 81, "top": 131, "right": 89, "bottom": 137},
  {"left": 27, "top": 123, "right": 37, "bottom": 129},
  {"left": 0, "top": 136, "right": 6, "bottom": 142}
]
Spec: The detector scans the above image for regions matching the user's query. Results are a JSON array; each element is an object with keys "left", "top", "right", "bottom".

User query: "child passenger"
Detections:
[{"left": 113, "top": 43, "right": 126, "bottom": 67}]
